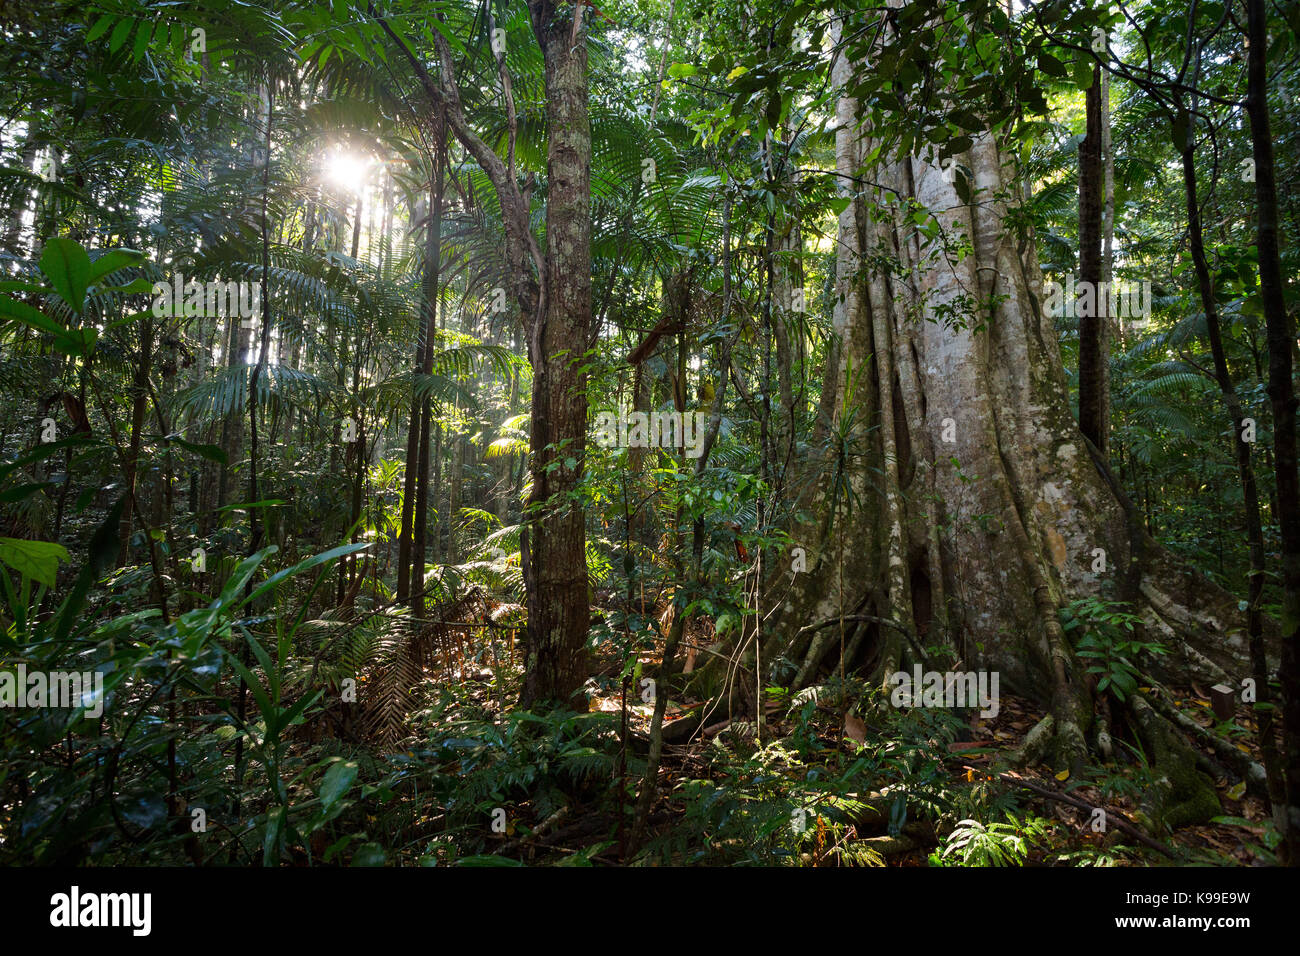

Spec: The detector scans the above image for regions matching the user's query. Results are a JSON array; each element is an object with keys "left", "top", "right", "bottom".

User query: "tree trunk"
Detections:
[
  {"left": 1179, "top": 129, "right": 1283, "bottom": 819},
  {"left": 520, "top": 1, "right": 593, "bottom": 708},
  {"left": 1077, "top": 65, "right": 1108, "bottom": 459},
  {"left": 1244, "top": 0, "right": 1300, "bottom": 864},
  {"left": 378, "top": 4, "right": 592, "bottom": 706},
  {"left": 118, "top": 315, "right": 155, "bottom": 564},
  {"left": 215, "top": 312, "right": 248, "bottom": 516},
  {"left": 412, "top": 124, "right": 446, "bottom": 617},
  {"left": 759, "top": 17, "right": 1254, "bottom": 824}
]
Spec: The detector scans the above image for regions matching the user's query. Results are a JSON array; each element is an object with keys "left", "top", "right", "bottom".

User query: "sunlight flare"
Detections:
[{"left": 324, "top": 148, "right": 373, "bottom": 192}]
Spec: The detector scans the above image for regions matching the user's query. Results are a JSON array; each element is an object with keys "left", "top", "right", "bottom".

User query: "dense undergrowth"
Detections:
[{"left": 1, "top": 528, "right": 1278, "bottom": 867}]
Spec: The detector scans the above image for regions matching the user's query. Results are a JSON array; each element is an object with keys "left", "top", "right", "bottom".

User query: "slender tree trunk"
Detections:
[
  {"left": 118, "top": 315, "right": 155, "bottom": 564},
  {"left": 216, "top": 311, "right": 248, "bottom": 516},
  {"left": 1078, "top": 65, "right": 1108, "bottom": 458},
  {"left": 395, "top": 198, "right": 427, "bottom": 605},
  {"left": 447, "top": 418, "right": 462, "bottom": 561},
  {"left": 1245, "top": 0, "right": 1300, "bottom": 864},
  {"left": 766, "top": 127, "right": 799, "bottom": 489},
  {"left": 412, "top": 119, "right": 446, "bottom": 618},
  {"left": 234, "top": 81, "right": 274, "bottom": 818},
  {"left": 520, "top": 1, "right": 593, "bottom": 708},
  {"left": 1180, "top": 130, "right": 1284, "bottom": 819}
]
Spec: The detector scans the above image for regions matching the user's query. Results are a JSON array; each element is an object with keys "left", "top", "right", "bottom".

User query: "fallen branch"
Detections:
[{"left": 992, "top": 771, "right": 1179, "bottom": 860}]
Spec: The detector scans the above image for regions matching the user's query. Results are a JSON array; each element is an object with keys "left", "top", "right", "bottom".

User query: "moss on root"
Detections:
[{"left": 1130, "top": 695, "right": 1221, "bottom": 831}]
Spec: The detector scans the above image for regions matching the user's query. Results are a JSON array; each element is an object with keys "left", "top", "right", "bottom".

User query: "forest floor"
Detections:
[{"left": 410, "top": 611, "right": 1279, "bottom": 866}]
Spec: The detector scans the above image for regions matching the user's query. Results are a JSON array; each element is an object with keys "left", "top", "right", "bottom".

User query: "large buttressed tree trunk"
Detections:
[{"left": 772, "top": 16, "right": 1255, "bottom": 798}]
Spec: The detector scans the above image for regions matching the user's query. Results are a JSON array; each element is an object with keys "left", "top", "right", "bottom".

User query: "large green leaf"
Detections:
[
  {"left": 216, "top": 547, "right": 277, "bottom": 609},
  {"left": 319, "top": 760, "right": 359, "bottom": 810},
  {"left": 88, "top": 248, "right": 144, "bottom": 284},
  {"left": 0, "top": 294, "right": 65, "bottom": 337},
  {"left": 245, "top": 542, "right": 368, "bottom": 604},
  {"left": 54, "top": 497, "right": 125, "bottom": 643},
  {"left": 0, "top": 538, "right": 70, "bottom": 588},
  {"left": 39, "top": 238, "right": 92, "bottom": 314}
]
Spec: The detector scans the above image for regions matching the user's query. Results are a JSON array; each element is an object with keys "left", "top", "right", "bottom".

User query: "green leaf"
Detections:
[
  {"left": 0, "top": 294, "right": 65, "bottom": 337},
  {"left": 0, "top": 537, "right": 70, "bottom": 587},
  {"left": 108, "top": 17, "right": 134, "bottom": 53},
  {"left": 85, "top": 14, "right": 117, "bottom": 44},
  {"left": 87, "top": 248, "right": 144, "bottom": 284},
  {"left": 1111, "top": 670, "right": 1138, "bottom": 696},
  {"left": 96, "top": 276, "right": 154, "bottom": 296},
  {"left": 1036, "top": 52, "right": 1067, "bottom": 79},
  {"left": 163, "top": 435, "right": 228, "bottom": 464},
  {"left": 1170, "top": 110, "right": 1190, "bottom": 150},
  {"left": 54, "top": 497, "right": 125, "bottom": 643},
  {"left": 262, "top": 806, "right": 285, "bottom": 866},
  {"left": 0, "top": 482, "right": 51, "bottom": 504},
  {"left": 227, "top": 654, "right": 275, "bottom": 729},
  {"left": 53, "top": 326, "right": 98, "bottom": 358},
  {"left": 953, "top": 167, "right": 972, "bottom": 204},
  {"left": 246, "top": 542, "right": 368, "bottom": 604},
  {"left": 40, "top": 238, "right": 92, "bottom": 313},
  {"left": 350, "top": 843, "right": 387, "bottom": 866},
  {"left": 216, "top": 547, "right": 276, "bottom": 609},
  {"left": 131, "top": 20, "right": 152, "bottom": 61},
  {"left": 947, "top": 135, "right": 974, "bottom": 155},
  {"left": 0, "top": 280, "right": 49, "bottom": 295},
  {"left": 320, "top": 760, "right": 359, "bottom": 810}
]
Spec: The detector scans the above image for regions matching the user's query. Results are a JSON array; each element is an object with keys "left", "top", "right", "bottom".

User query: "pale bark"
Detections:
[{"left": 759, "top": 14, "right": 1257, "bottom": 805}]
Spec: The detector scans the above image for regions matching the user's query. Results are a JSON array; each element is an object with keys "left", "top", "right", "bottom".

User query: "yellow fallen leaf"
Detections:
[
  {"left": 1226, "top": 782, "right": 1247, "bottom": 800},
  {"left": 1055, "top": 769, "right": 1070, "bottom": 781}
]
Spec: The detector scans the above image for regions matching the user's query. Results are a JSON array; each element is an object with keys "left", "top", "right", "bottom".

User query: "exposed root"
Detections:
[
  {"left": 1143, "top": 685, "right": 1269, "bottom": 799},
  {"left": 860, "top": 822, "right": 936, "bottom": 859},
  {"left": 1094, "top": 693, "right": 1114, "bottom": 762},
  {"left": 1128, "top": 694, "right": 1222, "bottom": 831},
  {"left": 1014, "top": 714, "right": 1056, "bottom": 767}
]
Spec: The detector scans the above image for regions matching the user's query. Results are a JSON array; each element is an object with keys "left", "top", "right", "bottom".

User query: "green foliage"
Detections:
[
  {"left": 0, "top": 536, "right": 368, "bottom": 866},
  {"left": 1061, "top": 598, "right": 1166, "bottom": 701},
  {"left": 0, "top": 0, "right": 1293, "bottom": 870},
  {"left": 929, "top": 814, "right": 1052, "bottom": 867}
]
